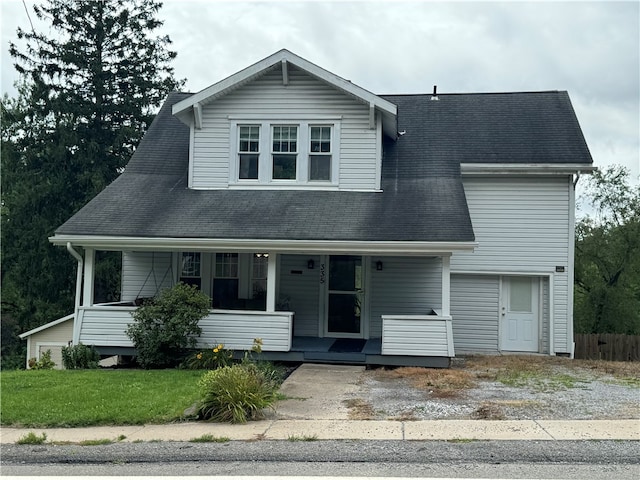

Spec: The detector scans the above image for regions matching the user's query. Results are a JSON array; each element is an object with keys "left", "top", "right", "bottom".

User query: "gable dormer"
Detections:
[{"left": 172, "top": 50, "right": 397, "bottom": 191}]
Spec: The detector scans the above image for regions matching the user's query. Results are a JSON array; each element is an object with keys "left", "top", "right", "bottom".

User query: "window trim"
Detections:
[
  {"left": 230, "top": 116, "right": 340, "bottom": 187},
  {"left": 308, "top": 125, "right": 333, "bottom": 182},
  {"left": 237, "top": 125, "right": 261, "bottom": 180},
  {"left": 270, "top": 124, "right": 299, "bottom": 181}
]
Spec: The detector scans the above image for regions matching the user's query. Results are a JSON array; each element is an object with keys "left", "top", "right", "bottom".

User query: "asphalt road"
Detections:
[{"left": 2, "top": 440, "right": 639, "bottom": 478}]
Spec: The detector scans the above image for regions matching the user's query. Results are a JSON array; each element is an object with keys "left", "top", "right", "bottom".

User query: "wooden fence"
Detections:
[{"left": 574, "top": 334, "right": 640, "bottom": 361}]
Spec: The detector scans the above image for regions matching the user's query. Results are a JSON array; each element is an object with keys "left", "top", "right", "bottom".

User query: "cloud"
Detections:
[{"left": 2, "top": 0, "right": 638, "bottom": 181}]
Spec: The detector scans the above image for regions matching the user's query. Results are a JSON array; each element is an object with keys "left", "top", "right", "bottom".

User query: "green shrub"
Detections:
[
  {"left": 28, "top": 350, "right": 55, "bottom": 370},
  {"left": 184, "top": 343, "right": 234, "bottom": 370},
  {"left": 197, "top": 364, "right": 277, "bottom": 423},
  {"left": 126, "top": 283, "right": 211, "bottom": 368},
  {"left": 61, "top": 343, "right": 101, "bottom": 369}
]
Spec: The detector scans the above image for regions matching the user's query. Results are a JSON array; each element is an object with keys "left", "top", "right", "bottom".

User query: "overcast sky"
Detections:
[{"left": 2, "top": 0, "right": 639, "bottom": 189}]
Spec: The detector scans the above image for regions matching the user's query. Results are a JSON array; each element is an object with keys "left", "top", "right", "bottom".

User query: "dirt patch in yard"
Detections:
[{"left": 352, "top": 356, "right": 640, "bottom": 421}]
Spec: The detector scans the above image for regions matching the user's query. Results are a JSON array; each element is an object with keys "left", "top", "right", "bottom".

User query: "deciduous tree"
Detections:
[{"left": 574, "top": 165, "right": 640, "bottom": 334}]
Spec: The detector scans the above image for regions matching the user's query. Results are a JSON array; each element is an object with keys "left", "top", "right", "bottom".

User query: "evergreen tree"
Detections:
[{"left": 1, "top": 0, "right": 184, "bottom": 368}]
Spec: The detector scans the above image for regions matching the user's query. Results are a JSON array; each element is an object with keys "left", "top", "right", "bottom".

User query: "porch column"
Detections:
[
  {"left": 266, "top": 252, "right": 277, "bottom": 312},
  {"left": 441, "top": 255, "right": 451, "bottom": 317},
  {"left": 82, "top": 247, "right": 95, "bottom": 307}
]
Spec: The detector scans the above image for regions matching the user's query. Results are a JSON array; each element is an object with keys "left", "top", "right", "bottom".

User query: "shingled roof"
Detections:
[{"left": 53, "top": 90, "right": 592, "bottom": 246}]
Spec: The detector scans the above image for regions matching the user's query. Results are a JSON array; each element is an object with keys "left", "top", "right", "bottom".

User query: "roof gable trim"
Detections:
[{"left": 172, "top": 49, "right": 397, "bottom": 123}]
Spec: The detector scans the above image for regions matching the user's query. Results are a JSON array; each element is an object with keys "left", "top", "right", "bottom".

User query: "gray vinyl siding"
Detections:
[
  {"left": 451, "top": 176, "right": 572, "bottom": 353},
  {"left": 450, "top": 274, "right": 500, "bottom": 353},
  {"left": 121, "top": 252, "right": 174, "bottom": 302},
  {"left": 278, "top": 254, "right": 321, "bottom": 336},
  {"left": 369, "top": 257, "right": 442, "bottom": 338},
  {"left": 192, "top": 66, "right": 377, "bottom": 190}
]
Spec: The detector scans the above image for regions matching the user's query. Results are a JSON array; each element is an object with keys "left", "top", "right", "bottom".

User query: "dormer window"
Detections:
[
  {"left": 272, "top": 126, "right": 298, "bottom": 180},
  {"left": 309, "top": 126, "right": 332, "bottom": 181},
  {"left": 238, "top": 126, "right": 260, "bottom": 179},
  {"left": 230, "top": 118, "right": 341, "bottom": 187}
]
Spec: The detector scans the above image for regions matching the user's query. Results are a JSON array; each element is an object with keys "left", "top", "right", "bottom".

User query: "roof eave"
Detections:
[
  {"left": 50, "top": 235, "right": 476, "bottom": 256},
  {"left": 19, "top": 313, "right": 75, "bottom": 339},
  {"left": 460, "top": 163, "right": 597, "bottom": 175}
]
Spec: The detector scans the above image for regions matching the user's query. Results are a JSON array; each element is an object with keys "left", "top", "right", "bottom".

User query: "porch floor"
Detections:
[{"left": 260, "top": 336, "right": 451, "bottom": 368}]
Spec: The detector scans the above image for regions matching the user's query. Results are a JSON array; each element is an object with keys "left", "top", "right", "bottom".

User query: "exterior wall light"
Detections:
[
  {"left": 376, "top": 260, "right": 383, "bottom": 271},
  {"left": 307, "top": 259, "right": 315, "bottom": 269}
]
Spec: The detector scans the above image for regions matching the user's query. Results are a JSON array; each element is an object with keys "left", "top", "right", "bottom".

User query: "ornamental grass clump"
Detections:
[{"left": 197, "top": 364, "right": 277, "bottom": 423}]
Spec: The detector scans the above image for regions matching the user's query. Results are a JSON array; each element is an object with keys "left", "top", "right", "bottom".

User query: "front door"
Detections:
[
  {"left": 501, "top": 276, "right": 539, "bottom": 352},
  {"left": 326, "top": 255, "right": 364, "bottom": 338}
]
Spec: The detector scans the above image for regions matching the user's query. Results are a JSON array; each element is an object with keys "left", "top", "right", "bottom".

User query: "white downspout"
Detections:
[{"left": 66, "top": 243, "right": 83, "bottom": 344}]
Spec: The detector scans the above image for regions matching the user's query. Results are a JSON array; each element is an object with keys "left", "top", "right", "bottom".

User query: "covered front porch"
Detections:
[
  {"left": 57, "top": 239, "right": 472, "bottom": 367},
  {"left": 75, "top": 303, "right": 455, "bottom": 368}
]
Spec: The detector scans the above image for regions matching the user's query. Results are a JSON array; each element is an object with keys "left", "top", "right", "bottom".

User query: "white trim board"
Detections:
[{"left": 50, "top": 235, "right": 477, "bottom": 255}]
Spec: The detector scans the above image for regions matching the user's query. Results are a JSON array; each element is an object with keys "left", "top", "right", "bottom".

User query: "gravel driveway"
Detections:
[{"left": 352, "top": 356, "right": 640, "bottom": 421}]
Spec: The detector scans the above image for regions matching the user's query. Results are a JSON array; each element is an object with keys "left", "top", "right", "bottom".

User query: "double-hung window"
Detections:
[
  {"left": 238, "top": 125, "right": 260, "bottom": 180},
  {"left": 271, "top": 125, "right": 297, "bottom": 180},
  {"left": 232, "top": 120, "right": 338, "bottom": 186},
  {"left": 309, "top": 126, "right": 332, "bottom": 181},
  {"left": 213, "top": 253, "right": 239, "bottom": 309},
  {"left": 179, "top": 252, "right": 202, "bottom": 289}
]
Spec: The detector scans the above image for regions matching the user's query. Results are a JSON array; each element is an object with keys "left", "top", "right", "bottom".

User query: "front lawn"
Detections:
[{"left": 0, "top": 369, "right": 203, "bottom": 427}]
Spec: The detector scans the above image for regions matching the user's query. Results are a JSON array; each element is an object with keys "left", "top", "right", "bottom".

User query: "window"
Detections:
[
  {"left": 272, "top": 126, "right": 297, "bottom": 179},
  {"left": 238, "top": 126, "right": 260, "bottom": 179},
  {"left": 250, "top": 253, "right": 268, "bottom": 310},
  {"left": 180, "top": 252, "right": 201, "bottom": 289},
  {"left": 309, "top": 126, "right": 332, "bottom": 181},
  {"left": 252, "top": 254, "right": 268, "bottom": 297},
  {"left": 231, "top": 119, "right": 339, "bottom": 186},
  {"left": 213, "top": 253, "right": 239, "bottom": 309}
]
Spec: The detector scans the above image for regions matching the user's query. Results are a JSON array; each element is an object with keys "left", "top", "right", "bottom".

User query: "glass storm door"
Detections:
[
  {"left": 501, "top": 276, "right": 539, "bottom": 352},
  {"left": 326, "top": 255, "right": 363, "bottom": 338}
]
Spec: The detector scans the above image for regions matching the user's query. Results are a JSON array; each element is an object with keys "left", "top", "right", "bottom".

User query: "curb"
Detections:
[{"left": 2, "top": 419, "right": 639, "bottom": 444}]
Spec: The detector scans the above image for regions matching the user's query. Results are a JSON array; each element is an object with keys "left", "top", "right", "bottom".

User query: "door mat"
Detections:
[{"left": 328, "top": 338, "right": 367, "bottom": 353}]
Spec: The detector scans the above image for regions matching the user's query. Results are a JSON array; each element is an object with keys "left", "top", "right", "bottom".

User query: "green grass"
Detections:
[
  {"left": 0, "top": 369, "right": 203, "bottom": 428},
  {"left": 494, "top": 369, "right": 589, "bottom": 392},
  {"left": 287, "top": 434, "right": 318, "bottom": 442},
  {"left": 16, "top": 432, "right": 47, "bottom": 445},
  {"left": 79, "top": 438, "right": 115, "bottom": 446},
  {"left": 189, "top": 434, "right": 230, "bottom": 443}
]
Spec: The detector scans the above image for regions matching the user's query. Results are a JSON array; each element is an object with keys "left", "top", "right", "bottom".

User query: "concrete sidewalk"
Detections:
[
  {"left": 2, "top": 418, "right": 639, "bottom": 444},
  {"left": 2, "top": 364, "right": 639, "bottom": 444}
]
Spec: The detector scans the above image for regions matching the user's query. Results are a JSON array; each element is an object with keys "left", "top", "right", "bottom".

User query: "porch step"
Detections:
[{"left": 303, "top": 351, "right": 366, "bottom": 363}]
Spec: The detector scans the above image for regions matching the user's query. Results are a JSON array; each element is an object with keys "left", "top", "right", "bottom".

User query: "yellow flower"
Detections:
[
  {"left": 196, "top": 353, "right": 203, "bottom": 360},
  {"left": 218, "top": 344, "right": 224, "bottom": 350},
  {"left": 213, "top": 348, "right": 219, "bottom": 353}
]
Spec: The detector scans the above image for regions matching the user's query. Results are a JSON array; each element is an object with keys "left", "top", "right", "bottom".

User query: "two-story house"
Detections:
[{"left": 22, "top": 50, "right": 594, "bottom": 367}]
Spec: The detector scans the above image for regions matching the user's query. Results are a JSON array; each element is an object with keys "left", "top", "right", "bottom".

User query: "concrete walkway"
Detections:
[{"left": 2, "top": 364, "right": 639, "bottom": 444}]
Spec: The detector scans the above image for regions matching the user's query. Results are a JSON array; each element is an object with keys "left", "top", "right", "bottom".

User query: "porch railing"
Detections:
[
  {"left": 381, "top": 315, "right": 455, "bottom": 357},
  {"left": 77, "top": 305, "right": 293, "bottom": 352}
]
